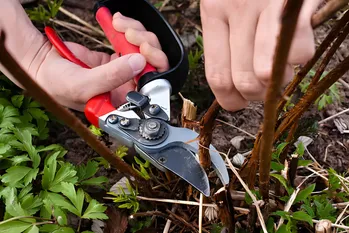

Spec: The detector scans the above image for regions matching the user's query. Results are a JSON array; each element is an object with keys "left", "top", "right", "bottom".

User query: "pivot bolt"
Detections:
[
  {"left": 108, "top": 115, "right": 118, "bottom": 124},
  {"left": 120, "top": 118, "right": 130, "bottom": 127},
  {"left": 149, "top": 104, "right": 160, "bottom": 115},
  {"left": 158, "top": 157, "right": 167, "bottom": 164}
]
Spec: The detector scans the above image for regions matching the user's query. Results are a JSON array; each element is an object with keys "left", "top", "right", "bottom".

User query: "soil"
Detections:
[{"left": 22, "top": 0, "right": 349, "bottom": 232}]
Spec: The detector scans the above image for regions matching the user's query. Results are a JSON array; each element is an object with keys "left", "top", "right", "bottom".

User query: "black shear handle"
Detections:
[{"left": 94, "top": 0, "right": 189, "bottom": 93}]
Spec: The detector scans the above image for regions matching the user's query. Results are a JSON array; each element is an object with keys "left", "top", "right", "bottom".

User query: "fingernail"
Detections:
[
  {"left": 113, "top": 12, "right": 123, "bottom": 18},
  {"left": 128, "top": 54, "right": 146, "bottom": 73}
]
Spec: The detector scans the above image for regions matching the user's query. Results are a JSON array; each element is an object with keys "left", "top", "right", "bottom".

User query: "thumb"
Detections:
[{"left": 81, "top": 53, "right": 146, "bottom": 99}]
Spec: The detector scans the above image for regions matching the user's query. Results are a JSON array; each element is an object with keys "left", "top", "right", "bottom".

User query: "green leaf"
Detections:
[
  {"left": 272, "top": 211, "right": 290, "bottom": 219},
  {"left": 0, "top": 105, "right": 21, "bottom": 128},
  {"left": 270, "top": 174, "right": 294, "bottom": 195},
  {"left": 76, "top": 160, "right": 99, "bottom": 181},
  {"left": 11, "top": 155, "right": 30, "bottom": 165},
  {"left": 271, "top": 161, "right": 285, "bottom": 171},
  {"left": 294, "top": 184, "right": 315, "bottom": 204},
  {"left": 27, "top": 108, "right": 49, "bottom": 121},
  {"left": 301, "top": 203, "right": 315, "bottom": 218},
  {"left": 24, "top": 225, "right": 39, "bottom": 233},
  {"left": 46, "top": 192, "right": 80, "bottom": 216},
  {"left": 60, "top": 182, "right": 84, "bottom": 216},
  {"left": 296, "top": 142, "right": 305, "bottom": 156},
  {"left": 81, "top": 176, "right": 108, "bottom": 187},
  {"left": 0, "top": 143, "right": 11, "bottom": 154},
  {"left": 1, "top": 166, "right": 32, "bottom": 185},
  {"left": 0, "top": 220, "right": 32, "bottom": 233},
  {"left": 275, "top": 224, "right": 290, "bottom": 233},
  {"left": 11, "top": 95, "right": 24, "bottom": 108},
  {"left": 297, "top": 160, "right": 312, "bottom": 167},
  {"left": 89, "top": 125, "right": 103, "bottom": 136},
  {"left": 82, "top": 199, "right": 108, "bottom": 220},
  {"left": 13, "top": 129, "right": 40, "bottom": 168},
  {"left": 292, "top": 211, "right": 313, "bottom": 226},
  {"left": 272, "top": 142, "right": 289, "bottom": 160}
]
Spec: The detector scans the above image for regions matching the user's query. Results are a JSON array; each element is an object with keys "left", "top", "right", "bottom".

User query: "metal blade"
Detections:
[{"left": 136, "top": 142, "right": 210, "bottom": 196}]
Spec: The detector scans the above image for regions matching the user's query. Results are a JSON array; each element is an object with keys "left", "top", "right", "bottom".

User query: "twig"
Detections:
[
  {"left": 199, "top": 99, "right": 220, "bottom": 169},
  {"left": 50, "top": 19, "right": 113, "bottom": 50},
  {"left": 199, "top": 194, "right": 203, "bottom": 233},
  {"left": 223, "top": 152, "right": 268, "bottom": 233},
  {"left": 0, "top": 32, "right": 146, "bottom": 185},
  {"left": 259, "top": 0, "right": 305, "bottom": 200},
  {"left": 163, "top": 205, "right": 178, "bottom": 233},
  {"left": 132, "top": 196, "right": 250, "bottom": 214},
  {"left": 338, "top": 78, "right": 349, "bottom": 89},
  {"left": 319, "top": 108, "right": 349, "bottom": 124},
  {"left": 275, "top": 54, "right": 349, "bottom": 140},
  {"left": 159, "top": 0, "right": 171, "bottom": 12},
  {"left": 131, "top": 211, "right": 195, "bottom": 231},
  {"left": 308, "top": 22, "right": 349, "bottom": 90},
  {"left": 276, "top": 189, "right": 300, "bottom": 230},
  {"left": 277, "top": 9, "right": 349, "bottom": 113},
  {"left": 165, "top": 209, "right": 201, "bottom": 233},
  {"left": 57, "top": 5, "right": 105, "bottom": 36},
  {"left": 312, "top": 0, "right": 349, "bottom": 28},
  {"left": 50, "top": 19, "right": 101, "bottom": 36},
  {"left": 216, "top": 119, "right": 256, "bottom": 139},
  {"left": 335, "top": 203, "right": 349, "bottom": 225}
]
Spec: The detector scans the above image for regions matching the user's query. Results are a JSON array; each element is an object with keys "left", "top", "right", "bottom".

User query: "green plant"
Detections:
[
  {"left": 108, "top": 179, "right": 139, "bottom": 213},
  {"left": 0, "top": 78, "right": 109, "bottom": 232},
  {"left": 299, "top": 70, "right": 341, "bottom": 110},
  {"left": 26, "top": 0, "right": 63, "bottom": 23}
]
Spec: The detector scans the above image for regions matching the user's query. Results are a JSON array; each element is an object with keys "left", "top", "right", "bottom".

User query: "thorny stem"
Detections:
[
  {"left": 259, "top": 0, "right": 304, "bottom": 200},
  {"left": 277, "top": 9, "right": 349, "bottom": 114},
  {"left": 312, "top": 0, "right": 349, "bottom": 28},
  {"left": 275, "top": 54, "right": 349, "bottom": 140},
  {"left": 0, "top": 32, "right": 148, "bottom": 186}
]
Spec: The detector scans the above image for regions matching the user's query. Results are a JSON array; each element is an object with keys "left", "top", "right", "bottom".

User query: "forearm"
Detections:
[{"left": 0, "top": 0, "right": 51, "bottom": 87}]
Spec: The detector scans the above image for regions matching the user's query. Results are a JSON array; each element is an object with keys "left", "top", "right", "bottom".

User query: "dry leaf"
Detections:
[{"left": 230, "top": 136, "right": 245, "bottom": 150}]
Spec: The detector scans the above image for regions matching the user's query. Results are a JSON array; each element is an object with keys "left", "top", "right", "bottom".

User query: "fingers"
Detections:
[
  {"left": 228, "top": 1, "right": 267, "bottom": 101},
  {"left": 254, "top": 0, "right": 321, "bottom": 85},
  {"left": 73, "top": 53, "right": 146, "bottom": 103},
  {"left": 112, "top": 12, "right": 146, "bottom": 32},
  {"left": 200, "top": 0, "right": 248, "bottom": 111},
  {"left": 140, "top": 42, "right": 169, "bottom": 72},
  {"left": 112, "top": 12, "right": 169, "bottom": 72}
]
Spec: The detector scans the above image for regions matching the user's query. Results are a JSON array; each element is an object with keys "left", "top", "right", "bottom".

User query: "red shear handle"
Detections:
[
  {"left": 95, "top": 6, "right": 157, "bottom": 84},
  {"left": 45, "top": 26, "right": 116, "bottom": 128}
]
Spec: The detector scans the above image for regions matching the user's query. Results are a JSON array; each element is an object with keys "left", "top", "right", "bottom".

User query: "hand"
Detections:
[
  {"left": 200, "top": 0, "right": 322, "bottom": 111},
  {"left": 35, "top": 12, "right": 169, "bottom": 111}
]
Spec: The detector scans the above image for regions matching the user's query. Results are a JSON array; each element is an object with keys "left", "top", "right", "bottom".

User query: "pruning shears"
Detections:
[{"left": 44, "top": 0, "right": 229, "bottom": 196}]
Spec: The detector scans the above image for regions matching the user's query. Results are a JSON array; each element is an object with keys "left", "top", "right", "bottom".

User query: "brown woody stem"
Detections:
[
  {"left": 259, "top": 0, "right": 304, "bottom": 200},
  {"left": 277, "top": 9, "right": 349, "bottom": 114},
  {"left": 312, "top": 0, "right": 349, "bottom": 28},
  {"left": 0, "top": 32, "right": 146, "bottom": 184},
  {"left": 275, "top": 54, "right": 349, "bottom": 140},
  {"left": 199, "top": 99, "right": 220, "bottom": 170},
  {"left": 308, "top": 21, "right": 349, "bottom": 90}
]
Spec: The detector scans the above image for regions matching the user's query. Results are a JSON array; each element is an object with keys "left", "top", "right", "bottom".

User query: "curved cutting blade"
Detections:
[
  {"left": 159, "top": 126, "right": 230, "bottom": 186},
  {"left": 137, "top": 142, "right": 210, "bottom": 196}
]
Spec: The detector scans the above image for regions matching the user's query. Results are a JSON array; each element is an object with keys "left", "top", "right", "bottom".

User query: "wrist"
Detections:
[{"left": 0, "top": 0, "right": 52, "bottom": 87}]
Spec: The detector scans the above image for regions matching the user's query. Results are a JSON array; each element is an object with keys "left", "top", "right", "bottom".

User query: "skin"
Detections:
[
  {"left": 0, "top": 0, "right": 169, "bottom": 111},
  {"left": 200, "top": 0, "right": 322, "bottom": 111},
  {"left": 1, "top": 0, "right": 324, "bottom": 114}
]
